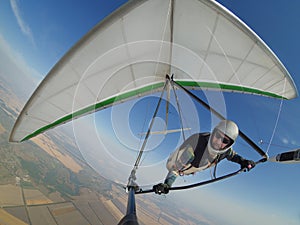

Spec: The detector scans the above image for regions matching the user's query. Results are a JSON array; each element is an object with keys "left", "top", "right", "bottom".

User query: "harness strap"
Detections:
[
  {"left": 178, "top": 164, "right": 193, "bottom": 175},
  {"left": 176, "top": 133, "right": 219, "bottom": 175},
  {"left": 191, "top": 133, "right": 210, "bottom": 167}
]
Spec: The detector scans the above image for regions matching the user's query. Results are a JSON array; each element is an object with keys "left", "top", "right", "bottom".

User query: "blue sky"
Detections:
[{"left": 1, "top": 0, "right": 299, "bottom": 224}]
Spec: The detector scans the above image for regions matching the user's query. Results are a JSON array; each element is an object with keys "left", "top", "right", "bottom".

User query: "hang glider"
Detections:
[
  {"left": 9, "top": 0, "right": 297, "bottom": 143},
  {"left": 9, "top": 1, "right": 299, "bottom": 224}
]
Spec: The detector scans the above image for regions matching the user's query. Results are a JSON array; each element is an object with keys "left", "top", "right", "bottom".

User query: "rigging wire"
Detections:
[
  {"left": 132, "top": 76, "right": 190, "bottom": 175},
  {"left": 128, "top": 80, "right": 169, "bottom": 186},
  {"left": 266, "top": 78, "right": 286, "bottom": 155},
  {"left": 136, "top": 96, "right": 153, "bottom": 167},
  {"left": 207, "top": 18, "right": 266, "bottom": 147},
  {"left": 172, "top": 79, "right": 268, "bottom": 159},
  {"left": 132, "top": 77, "right": 269, "bottom": 193},
  {"left": 170, "top": 79, "right": 186, "bottom": 142}
]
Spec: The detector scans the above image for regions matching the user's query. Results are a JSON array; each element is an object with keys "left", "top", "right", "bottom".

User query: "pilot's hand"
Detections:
[
  {"left": 240, "top": 160, "right": 256, "bottom": 171},
  {"left": 153, "top": 183, "right": 170, "bottom": 195}
]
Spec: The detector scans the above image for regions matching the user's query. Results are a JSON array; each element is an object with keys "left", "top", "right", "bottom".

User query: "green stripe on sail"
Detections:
[
  {"left": 21, "top": 81, "right": 285, "bottom": 142},
  {"left": 177, "top": 81, "right": 286, "bottom": 99},
  {"left": 21, "top": 82, "right": 164, "bottom": 141}
]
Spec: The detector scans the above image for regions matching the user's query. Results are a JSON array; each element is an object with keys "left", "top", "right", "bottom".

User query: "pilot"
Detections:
[{"left": 153, "top": 120, "right": 255, "bottom": 194}]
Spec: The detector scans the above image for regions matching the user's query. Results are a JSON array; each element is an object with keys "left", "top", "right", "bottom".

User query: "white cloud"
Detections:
[
  {"left": 0, "top": 33, "right": 41, "bottom": 84},
  {"left": 291, "top": 140, "right": 298, "bottom": 146},
  {"left": 0, "top": 33, "right": 42, "bottom": 102},
  {"left": 10, "top": 0, "right": 35, "bottom": 45},
  {"left": 282, "top": 137, "right": 289, "bottom": 144},
  {"left": 281, "top": 137, "right": 300, "bottom": 149}
]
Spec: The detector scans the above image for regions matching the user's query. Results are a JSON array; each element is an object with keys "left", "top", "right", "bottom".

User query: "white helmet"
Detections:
[{"left": 207, "top": 120, "right": 239, "bottom": 155}]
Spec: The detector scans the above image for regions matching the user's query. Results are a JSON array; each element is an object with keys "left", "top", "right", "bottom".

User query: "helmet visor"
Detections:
[{"left": 211, "top": 129, "right": 234, "bottom": 150}]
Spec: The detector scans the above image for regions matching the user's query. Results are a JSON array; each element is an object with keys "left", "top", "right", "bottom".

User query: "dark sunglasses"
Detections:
[{"left": 214, "top": 131, "right": 232, "bottom": 145}]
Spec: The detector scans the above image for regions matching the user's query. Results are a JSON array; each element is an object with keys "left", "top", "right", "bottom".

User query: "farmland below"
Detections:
[{"left": 0, "top": 80, "right": 212, "bottom": 225}]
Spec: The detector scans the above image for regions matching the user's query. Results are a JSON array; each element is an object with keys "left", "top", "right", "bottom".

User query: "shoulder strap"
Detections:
[{"left": 191, "top": 133, "right": 210, "bottom": 167}]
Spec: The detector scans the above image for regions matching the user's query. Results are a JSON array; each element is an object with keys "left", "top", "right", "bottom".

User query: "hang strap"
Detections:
[{"left": 190, "top": 133, "right": 210, "bottom": 168}]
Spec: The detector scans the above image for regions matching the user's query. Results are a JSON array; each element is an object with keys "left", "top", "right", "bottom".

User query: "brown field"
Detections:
[
  {"left": 5, "top": 206, "right": 29, "bottom": 224},
  {"left": 2, "top": 184, "right": 204, "bottom": 225},
  {"left": 26, "top": 199, "right": 53, "bottom": 205},
  {"left": 24, "top": 189, "right": 53, "bottom": 205},
  {"left": 32, "top": 135, "right": 82, "bottom": 173},
  {"left": 50, "top": 203, "right": 90, "bottom": 225},
  {"left": 103, "top": 199, "right": 123, "bottom": 221},
  {"left": 28, "top": 206, "right": 56, "bottom": 225},
  {"left": 73, "top": 202, "right": 102, "bottom": 225},
  {"left": 0, "top": 184, "right": 23, "bottom": 206},
  {"left": 0, "top": 208, "right": 28, "bottom": 225},
  {"left": 87, "top": 201, "right": 119, "bottom": 224},
  {"left": 51, "top": 205, "right": 76, "bottom": 216},
  {"left": 48, "top": 191, "right": 66, "bottom": 202}
]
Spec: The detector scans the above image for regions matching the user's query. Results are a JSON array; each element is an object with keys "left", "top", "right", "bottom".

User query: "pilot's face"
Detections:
[{"left": 211, "top": 130, "right": 231, "bottom": 150}]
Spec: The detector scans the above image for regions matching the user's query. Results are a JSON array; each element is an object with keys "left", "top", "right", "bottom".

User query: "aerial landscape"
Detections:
[
  {"left": 1, "top": 0, "right": 300, "bottom": 225},
  {"left": 0, "top": 77, "right": 211, "bottom": 224}
]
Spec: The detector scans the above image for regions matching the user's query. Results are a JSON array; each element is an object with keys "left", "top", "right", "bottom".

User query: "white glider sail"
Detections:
[{"left": 10, "top": 0, "right": 297, "bottom": 142}]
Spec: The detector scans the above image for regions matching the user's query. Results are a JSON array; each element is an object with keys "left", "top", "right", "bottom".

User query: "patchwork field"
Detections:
[
  {"left": 31, "top": 135, "right": 83, "bottom": 173},
  {"left": 0, "top": 208, "right": 28, "bottom": 225},
  {"left": 0, "top": 69, "right": 214, "bottom": 225},
  {"left": 0, "top": 184, "right": 23, "bottom": 206},
  {"left": 24, "top": 189, "right": 53, "bottom": 205},
  {"left": 0, "top": 183, "right": 205, "bottom": 225}
]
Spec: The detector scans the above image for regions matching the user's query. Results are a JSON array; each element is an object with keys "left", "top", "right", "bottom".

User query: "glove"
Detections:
[
  {"left": 153, "top": 183, "right": 170, "bottom": 195},
  {"left": 240, "top": 160, "right": 255, "bottom": 171}
]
